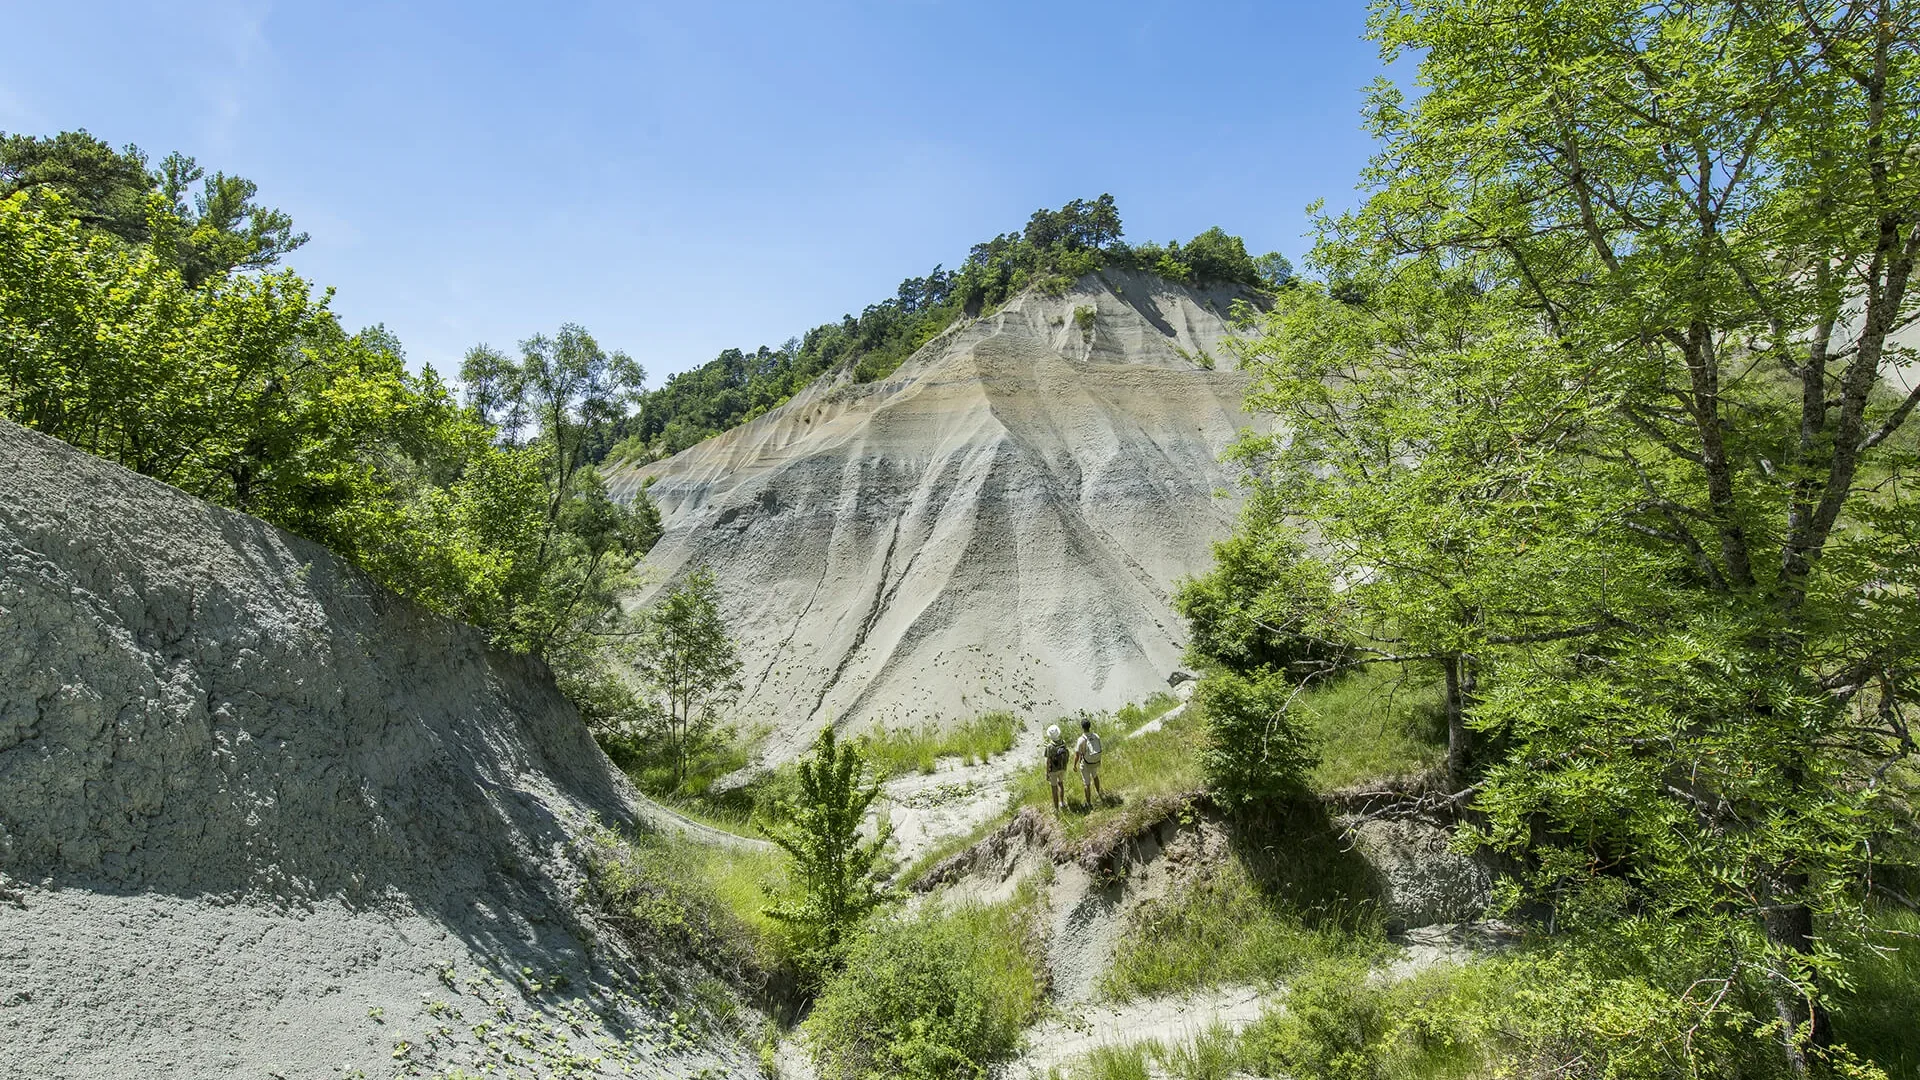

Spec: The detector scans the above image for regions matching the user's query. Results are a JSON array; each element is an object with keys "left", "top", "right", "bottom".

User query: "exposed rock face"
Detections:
[
  {"left": 0, "top": 420, "right": 749, "bottom": 1078},
  {"left": 1342, "top": 817, "right": 1492, "bottom": 933},
  {"left": 609, "top": 270, "right": 1265, "bottom": 760}
]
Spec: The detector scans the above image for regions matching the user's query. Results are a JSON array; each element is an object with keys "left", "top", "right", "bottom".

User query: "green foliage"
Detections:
[
  {"left": 858, "top": 711, "right": 1019, "bottom": 779},
  {"left": 602, "top": 197, "right": 1276, "bottom": 462},
  {"left": 578, "top": 821, "right": 791, "bottom": 989},
  {"left": 761, "top": 728, "right": 896, "bottom": 974},
  {"left": 1113, "top": 692, "right": 1180, "bottom": 733},
  {"left": 1062, "top": 1045, "right": 1152, "bottom": 1080},
  {"left": 804, "top": 894, "right": 1043, "bottom": 1080},
  {"left": 1, "top": 129, "right": 306, "bottom": 284},
  {"left": 1213, "top": 2, "right": 1920, "bottom": 1066},
  {"left": 629, "top": 569, "right": 743, "bottom": 789},
  {"left": 1192, "top": 668, "right": 1319, "bottom": 806},
  {"left": 1174, "top": 491, "right": 1338, "bottom": 676},
  {"left": 1829, "top": 909, "right": 1920, "bottom": 1079},
  {"left": 1227, "top": 927, "right": 1914, "bottom": 1080},
  {"left": 1150, "top": 1023, "right": 1241, "bottom": 1080},
  {"left": 0, "top": 191, "right": 662, "bottom": 715},
  {"left": 1298, "top": 666, "right": 1447, "bottom": 792}
]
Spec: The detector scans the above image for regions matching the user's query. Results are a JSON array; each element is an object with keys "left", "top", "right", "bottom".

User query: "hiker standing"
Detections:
[
  {"left": 1044, "top": 724, "right": 1070, "bottom": 813},
  {"left": 1072, "top": 716, "right": 1104, "bottom": 808}
]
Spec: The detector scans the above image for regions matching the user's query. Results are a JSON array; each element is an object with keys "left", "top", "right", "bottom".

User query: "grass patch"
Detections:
[
  {"left": 1295, "top": 666, "right": 1448, "bottom": 792},
  {"left": 649, "top": 792, "right": 770, "bottom": 839},
  {"left": 859, "top": 710, "right": 1022, "bottom": 779},
  {"left": 1833, "top": 907, "right": 1920, "bottom": 1079},
  {"left": 1114, "top": 691, "right": 1181, "bottom": 734},
  {"left": 1102, "top": 850, "right": 1387, "bottom": 1000},
  {"left": 804, "top": 885, "right": 1046, "bottom": 1079},
  {"left": 579, "top": 821, "right": 792, "bottom": 989},
  {"left": 1150, "top": 1023, "right": 1241, "bottom": 1080},
  {"left": 1056, "top": 1043, "right": 1154, "bottom": 1080},
  {"left": 1221, "top": 924, "right": 1920, "bottom": 1080},
  {"left": 1011, "top": 700, "right": 1207, "bottom": 845}
]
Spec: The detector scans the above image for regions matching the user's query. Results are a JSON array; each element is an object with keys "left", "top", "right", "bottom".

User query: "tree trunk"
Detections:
[
  {"left": 1762, "top": 872, "right": 1832, "bottom": 1075},
  {"left": 1444, "top": 656, "right": 1471, "bottom": 789}
]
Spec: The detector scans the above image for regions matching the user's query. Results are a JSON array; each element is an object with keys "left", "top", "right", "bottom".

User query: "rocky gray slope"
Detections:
[
  {"left": 608, "top": 269, "right": 1265, "bottom": 761},
  {"left": 0, "top": 420, "right": 752, "bottom": 1078}
]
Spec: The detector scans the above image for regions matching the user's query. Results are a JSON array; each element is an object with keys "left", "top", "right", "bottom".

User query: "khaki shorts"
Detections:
[
  {"left": 1046, "top": 768, "right": 1065, "bottom": 783},
  {"left": 1080, "top": 759, "right": 1101, "bottom": 783}
]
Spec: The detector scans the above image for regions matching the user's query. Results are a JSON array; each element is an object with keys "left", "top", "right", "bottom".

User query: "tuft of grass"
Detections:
[
  {"left": 650, "top": 792, "right": 769, "bottom": 839},
  {"left": 1114, "top": 691, "right": 1181, "bottom": 734},
  {"left": 1151, "top": 1023, "right": 1240, "bottom": 1080},
  {"left": 1102, "top": 851, "right": 1387, "bottom": 1000},
  {"left": 860, "top": 711, "right": 1022, "bottom": 779},
  {"left": 1295, "top": 666, "right": 1448, "bottom": 792},
  {"left": 1063, "top": 1043, "right": 1154, "bottom": 1080}
]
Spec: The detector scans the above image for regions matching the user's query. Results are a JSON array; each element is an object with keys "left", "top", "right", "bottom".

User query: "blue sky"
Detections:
[{"left": 4, "top": 2, "right": 1392, "bottom": 382}]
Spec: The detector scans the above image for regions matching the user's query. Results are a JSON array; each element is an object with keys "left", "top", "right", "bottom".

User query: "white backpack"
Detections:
[{"left": 1082, "top": 731, "right": 1102, "bottom": 764}]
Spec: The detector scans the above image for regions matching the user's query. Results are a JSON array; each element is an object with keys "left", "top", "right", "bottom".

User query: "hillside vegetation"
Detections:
[{"left": 602, "top": 195, "right": 1291, "bottom": 461}]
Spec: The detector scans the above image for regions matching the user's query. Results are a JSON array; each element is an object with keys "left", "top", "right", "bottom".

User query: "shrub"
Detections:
[
  {"left": 1193, "top": 667, "right": 1318, "bottom": 806},
  {"left": 805, "top": 896, "right": 1044, "bottom": 1079}
]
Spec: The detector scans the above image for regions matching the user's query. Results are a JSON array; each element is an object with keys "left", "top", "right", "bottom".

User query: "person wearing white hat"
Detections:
[{"left": 1044, "top": 724, "right": 1070, "bottom": 813}]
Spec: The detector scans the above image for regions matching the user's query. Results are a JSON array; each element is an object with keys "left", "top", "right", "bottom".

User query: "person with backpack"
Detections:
[
  {"left": 1072, "top": 716, "right": 1104, "bottom": 808},
  {"left": 1044, "top": 724, "right": 1070, "bottom": 813}
]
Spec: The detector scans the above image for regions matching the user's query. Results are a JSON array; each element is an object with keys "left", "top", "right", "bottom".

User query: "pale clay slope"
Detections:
[
  {"left": 609, "top": 269, "right": 1266, "bottom": 764},
  {"left": 0, "top": 421, "right": 754, "bottom": 1079}
]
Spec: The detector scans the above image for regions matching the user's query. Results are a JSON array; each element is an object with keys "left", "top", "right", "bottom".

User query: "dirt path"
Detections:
[
  {"left": 1007, "top": 984, "right": 1273, "bottom": 1077},
  {"left": 635, "top": 795, "right": 773, "bottom": 852}
]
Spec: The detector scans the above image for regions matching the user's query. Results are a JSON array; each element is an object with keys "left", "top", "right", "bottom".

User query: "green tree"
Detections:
[
  {"left": 0, "top": 190, "right": 450, "bottom": 561},
  {"left": 762, "top": 727, "right": 895, "bottom": 975},
  {"left": 632, "top": 568, "right": 742, "bottom": 787},
  {"left": 1, "top": 131, "right": 307, "bottom": 284},
  {"left": 1218, "top": 1, "right": 1920, "bottom": 1070},
  {"left": 0, "top": 191, "right": 660, "bottom": 719},
  {"left": 1174, "top": 490, "right": 1339, "bottom": 676},
  {"left": 150, "top": 151, "right": 309, "bottom": 285},
  {"left": 0, "top": 129, "right": 151, "bottom": 244}
]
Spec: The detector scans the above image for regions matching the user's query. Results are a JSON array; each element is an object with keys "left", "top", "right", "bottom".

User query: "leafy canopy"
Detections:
[
  {"left": 1, "top": 129, "right": 307, "bottom": 285},
  {"left": 1212, "top": 0, "right": 1920, "bottom": 1069}
]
